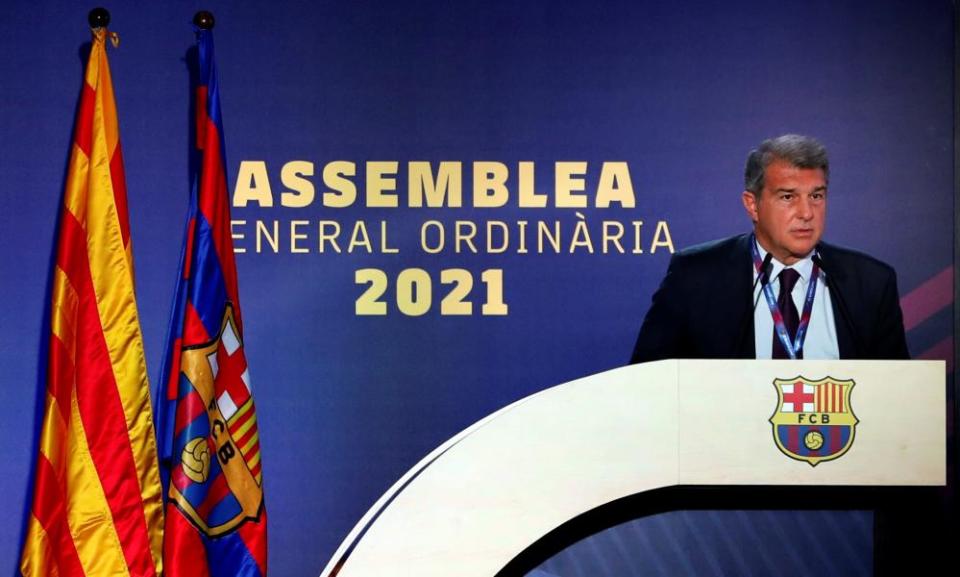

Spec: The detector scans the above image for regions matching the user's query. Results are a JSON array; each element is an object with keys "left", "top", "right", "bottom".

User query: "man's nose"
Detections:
[{"left": 797, "top": 196, "right": 814, "bottom": 219}]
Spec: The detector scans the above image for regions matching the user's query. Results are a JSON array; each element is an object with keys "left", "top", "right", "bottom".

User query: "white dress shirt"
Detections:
[{"left": 753, "top": 241, "right": 840, "bottom": 359}]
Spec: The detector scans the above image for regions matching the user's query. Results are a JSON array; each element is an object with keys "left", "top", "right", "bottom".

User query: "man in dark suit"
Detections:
[
  {"left": 631, "top": 134, "right": 909, "bottom": 363},
  {"left": 630, "top": 134, "right": 928, "bottom": 577}
]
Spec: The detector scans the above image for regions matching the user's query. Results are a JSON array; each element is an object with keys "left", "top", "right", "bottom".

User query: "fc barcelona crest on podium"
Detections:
[{"left": 770, "top": 376, "right": 858, "bottom": 466}]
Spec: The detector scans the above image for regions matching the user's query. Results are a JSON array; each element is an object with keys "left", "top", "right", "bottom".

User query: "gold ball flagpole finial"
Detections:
[
  {"left": 88, "top": 7, "right": 110, "bottom": 29},
  {"left": 193, "top": 11, "right": 215, "bottom": 30}
]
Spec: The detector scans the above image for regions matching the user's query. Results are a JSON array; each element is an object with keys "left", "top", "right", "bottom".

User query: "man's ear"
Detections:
[{"left": 742, "top": 190, "right": 759, "bottom": 223}]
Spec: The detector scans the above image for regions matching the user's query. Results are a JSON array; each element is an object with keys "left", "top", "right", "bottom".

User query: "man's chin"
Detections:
[
  {"left": 789, "top": 233, "right": 821, "bottom": 251},
  {"left": 787, "top": 244, "right": 817, "bottom": 260}
]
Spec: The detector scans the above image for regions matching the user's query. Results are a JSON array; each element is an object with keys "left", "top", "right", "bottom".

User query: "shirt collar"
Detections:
[{"left": 754, "top": 239, "right": 815, "bottom": 283}]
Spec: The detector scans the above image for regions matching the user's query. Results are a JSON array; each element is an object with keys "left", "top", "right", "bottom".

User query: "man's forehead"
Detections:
[{"left": 764, "top": 160, "right": 827, "bottom": 188}]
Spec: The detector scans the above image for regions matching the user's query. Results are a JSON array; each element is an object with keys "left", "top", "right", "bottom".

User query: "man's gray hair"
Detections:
[{"left": 744, "top": 134, "right": 829, "bottom": 194}]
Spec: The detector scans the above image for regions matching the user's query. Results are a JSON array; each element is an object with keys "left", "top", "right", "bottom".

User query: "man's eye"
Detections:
[
  {"left": 811, "top": 193, "right": 825, "bottom": 200},
  {"left": 780, "top": 194, "right": 794, "bottom": 201}
]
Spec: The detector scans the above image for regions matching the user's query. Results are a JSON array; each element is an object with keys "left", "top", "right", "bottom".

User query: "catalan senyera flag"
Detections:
[
  {"left": 156, "top": 25, "right": 267, "bottom": 577},
  {"left": 19, "top": 29, "right": 164, "bottom": 577}
]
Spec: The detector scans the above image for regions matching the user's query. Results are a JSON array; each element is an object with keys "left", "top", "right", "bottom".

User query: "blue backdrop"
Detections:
[{"left": 0, "top": 1, "right": 953, "bottom": 575}]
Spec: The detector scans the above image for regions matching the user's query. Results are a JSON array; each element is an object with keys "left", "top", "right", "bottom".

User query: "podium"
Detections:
[{"left": 321, "top": 360, "right": 946, "bottom": 577}]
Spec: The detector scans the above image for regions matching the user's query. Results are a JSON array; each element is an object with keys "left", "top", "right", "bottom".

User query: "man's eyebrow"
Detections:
[{"left": 775, "top": 186, "right": 827, "bottom": 193}]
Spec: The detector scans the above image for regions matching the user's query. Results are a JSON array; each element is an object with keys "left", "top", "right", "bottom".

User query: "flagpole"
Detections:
[
  {"left": 88, "top": 6, "right": 110, "bottom": 29},
  {"left": 194, "top": 10, "right": 215, "bottom": 30},
  {"left": 88, "top": 7, "right": 119, "bottom": 47}
]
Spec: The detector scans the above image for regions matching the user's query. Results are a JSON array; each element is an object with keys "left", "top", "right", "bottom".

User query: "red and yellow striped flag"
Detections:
[{"left": 19, "top": 28, "right": 164, "bottom": 577}]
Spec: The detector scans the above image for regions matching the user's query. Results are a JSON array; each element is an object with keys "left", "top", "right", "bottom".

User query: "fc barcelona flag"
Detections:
[
  {"left": 20, "top": 26, "right": 165, "bottom": 577},
  {"left": 157, "top": 21, "right": 268, "bottom": 577}
]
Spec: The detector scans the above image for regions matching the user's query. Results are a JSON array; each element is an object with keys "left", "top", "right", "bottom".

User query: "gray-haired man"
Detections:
[{"left": 631, "top": 134, "right": 908, "bottom": 362}]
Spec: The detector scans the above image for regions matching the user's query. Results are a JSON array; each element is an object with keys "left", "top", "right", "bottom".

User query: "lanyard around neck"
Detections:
[{"left": 750, "top": 235, "right": 819, "bottom": 359}]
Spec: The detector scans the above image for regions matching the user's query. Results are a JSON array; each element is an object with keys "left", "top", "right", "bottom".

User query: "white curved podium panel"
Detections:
[{"left": 321, "top": 360, "right": 945, "bottom": 577}]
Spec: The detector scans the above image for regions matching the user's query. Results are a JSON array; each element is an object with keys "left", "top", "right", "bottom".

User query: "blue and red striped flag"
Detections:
[
  {"left": 20, "top": 27, "right": 164, "bottom": 577},
  {"left": 157, "top": 24, "right": 267, "bottom": 577}
]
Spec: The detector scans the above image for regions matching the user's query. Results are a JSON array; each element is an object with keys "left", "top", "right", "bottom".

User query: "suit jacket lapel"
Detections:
[{"left": 817, "top": 244, "right": 857, "bottom": 358}]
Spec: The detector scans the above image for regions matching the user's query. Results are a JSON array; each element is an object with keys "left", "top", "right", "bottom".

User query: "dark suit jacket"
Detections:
[{"left": 630, "top": 234, "right": 910, "bottom": 362}]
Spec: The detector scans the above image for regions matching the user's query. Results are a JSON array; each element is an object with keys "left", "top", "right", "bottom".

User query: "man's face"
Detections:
[{"left": 742, "top": 158, "right": 827, "bottom": 265}]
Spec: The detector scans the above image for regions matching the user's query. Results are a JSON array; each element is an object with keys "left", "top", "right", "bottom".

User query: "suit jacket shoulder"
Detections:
[
  {"left": 815, "top": 241, "right": 909, "bottom": 359},
  {"left": 817, "top": 241, "right": 896, "bottom": 278},
  {"left": 669, "top": 234, "right": 750, "bottom": 268},
  {"left": 630, "top": 234, "right": 754, "bottom": 363}
]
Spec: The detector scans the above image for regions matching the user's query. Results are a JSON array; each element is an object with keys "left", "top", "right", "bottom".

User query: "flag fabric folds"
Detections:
[
  {"left": 157, "top": 25, "right": 268, "bottom": 577},
  {"left": 20, "top": 29, "right": 165, "bottom": 577}
]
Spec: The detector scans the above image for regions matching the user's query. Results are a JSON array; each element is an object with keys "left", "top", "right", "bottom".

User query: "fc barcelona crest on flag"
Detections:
[
  {"left": 170, "top": 305, "right": 264, "bottom": 536},
  {"left": 770, "top": 376, "right": 858, "bottom": 466}
]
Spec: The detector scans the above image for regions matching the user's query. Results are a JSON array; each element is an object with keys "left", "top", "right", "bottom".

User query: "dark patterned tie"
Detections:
[{"left": 772, "top": 268, "right": 801, "bottom": 359}]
